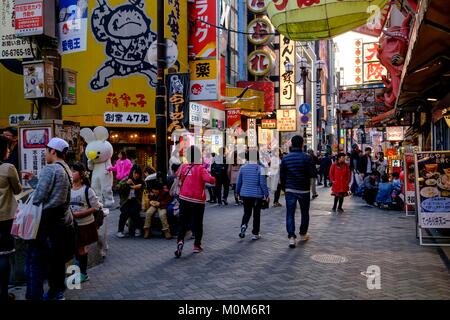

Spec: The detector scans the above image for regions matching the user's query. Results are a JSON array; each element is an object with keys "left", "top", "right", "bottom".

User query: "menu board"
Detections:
[
  {"left": 415, "top": 152, "right": 450, "bottom": 228},
  {"left": 404, "top": 153, "right": 415, "bottom": 205}
]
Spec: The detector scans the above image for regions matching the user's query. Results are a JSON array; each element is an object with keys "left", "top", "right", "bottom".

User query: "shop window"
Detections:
[{"left": 434, "top": 118, "right": 450, "bottom": 150}]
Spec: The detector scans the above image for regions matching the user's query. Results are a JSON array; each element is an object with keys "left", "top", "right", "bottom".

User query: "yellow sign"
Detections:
[
  {"left": 189, "top": 60, "right": 217, "bottom": 81},
  {"left": 276, "top": 108, "right": 297, "bottom": 132},
  {"left": 0, "top": 0, "right": 188, "bottom": 128}
]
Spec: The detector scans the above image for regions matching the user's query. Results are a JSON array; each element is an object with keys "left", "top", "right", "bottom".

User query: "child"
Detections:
[
  {"left": 376, "top": 174, "right": 394, "bottom": 208},
  {"left": 144, "top": 181, "right": 172, "bottom": 239},
  {"left": 116, "top": 167, "right": 145, "bottom": 238},
  {"left": 329, "top": 153, "right": 351, "bottom": 212},
  {"left": 70, "top": 163, "right": 101, "bottom": 282}
]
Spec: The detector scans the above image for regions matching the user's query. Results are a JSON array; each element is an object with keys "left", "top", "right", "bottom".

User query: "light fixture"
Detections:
[
  {"left": 284, "top": 61, "right": 294, "bottom": 73},
  {"left": 427, "top": 98, "right": 438, "bottom": 102},
  {"left": 298, "top": 56, "right": 309, "bottom": 70},
  {"left": 315, "top": 60, "right": 325, "bottom": 72},
  {"left": 152, "top": 134, "right": 156, "bottom": 138}
]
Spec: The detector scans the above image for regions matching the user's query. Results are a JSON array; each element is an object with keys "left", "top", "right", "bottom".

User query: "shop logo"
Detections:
[
  {"left": 90, "top": 0, "right": 157, "bottom": 91},
  {"left": 191, "top": 83, "right": 203, "bottom": 95}
]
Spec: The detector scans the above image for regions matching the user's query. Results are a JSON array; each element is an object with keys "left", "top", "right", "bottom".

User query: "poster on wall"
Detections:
[
  {"left": 167, "top": 73, "right": 190, "bottom": 134},
  {"left": 404, "top": 153, "right": 415, "bottom": 206},
  {"left": 58, "top": 0, "right": 88, "bottom": 54},
  {"left": 19, "top": 126, "right": 51, "bottom": 181},
  {"left": 415, "top": 151, "right": 450, "bottom": 229}
]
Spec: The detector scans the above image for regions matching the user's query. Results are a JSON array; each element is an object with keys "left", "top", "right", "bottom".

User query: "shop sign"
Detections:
[
  {"left": 14, "top": 0, "right": 43, "bottom": 37},
  {"left": 261, "top": 119, "right": 276, "bottom": 129},
  {"left": 354, "top": 39, "right": 363, "bottom": 84},
  {"left": 363, "top": 42, "right": 387, "bottom": 83},
  {"left": 9, "top": 113, "right": 33, "bottom": 125},
  {"left": 226, "top": 108, "right": 241, "bottom": 128},
  {"left": 189, "top": 59, "right": 218, "bottom": 101},
  {"left": 276, "top": 108, "right": 297, "bottom": 132},
  {"left": 404, "top": 153, "right": 415, "bottom": 205},
  {"left": 104, "top": 112, "right": 150, "bottom": 125},
  {"left": 247, "top": 50, "right": 273, "bottom": 76},
  {"left": 189, "top": 102, "right": 224, "bottom": 129},
  {"left": 19, "top": 125, "right": 51, "bottom": 177},
  {"left": 188, "top": 0, "right": 217, "bottom": 59},
  {"left": 189, "top": 102, "right": 204, "bottom": 127},
  {"left": 58, "top": 0, "right": 88, "bottom": 55},
  {"left": 415, "top": 152, "right": 450, "bottom": 228},
  {"left": 386, "top": 126, "right": 404, "bottom": 141},
  {"left": 279, "top": 35, "right": 296, "bottom": 106},
  {"left": 247, "top": 17, "right": 273, "bottom": 45},
  {"left": 247, "top": 118, "right": 257, "bottom": 148},
  {"left": 237, "top": 81, "right": 274, "bottom": 112},
  {"left": 247, "top": 0, "right": 269, "bottom": 13},
  {"left": 167, "top": 73, "right": 190, "bottom": 134},
  {"left": 0, "top": 0, "right": 35, "bottom": 59}
]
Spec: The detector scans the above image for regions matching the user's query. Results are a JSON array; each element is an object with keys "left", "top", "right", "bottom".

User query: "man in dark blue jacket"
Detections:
[{"left": 280, "top": 136, "right": 314, "bottom": 248}]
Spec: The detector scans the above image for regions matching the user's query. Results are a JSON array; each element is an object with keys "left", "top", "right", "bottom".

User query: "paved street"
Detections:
[{"left": 12, "top": 187, "right": 450, "bottom": 300}]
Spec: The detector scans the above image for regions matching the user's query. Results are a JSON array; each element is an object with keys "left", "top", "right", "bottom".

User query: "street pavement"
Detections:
[{"left": 11, "top": 186, "right": 450, "bottom": 300}]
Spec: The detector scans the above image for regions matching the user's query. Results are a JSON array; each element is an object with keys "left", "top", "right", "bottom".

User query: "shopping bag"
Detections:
[
  {"left": 11, "top": 194, "right": 43, "bottom": 240},
  {"left": 10, "top": 202, "right": 24, "bottom": 239}
]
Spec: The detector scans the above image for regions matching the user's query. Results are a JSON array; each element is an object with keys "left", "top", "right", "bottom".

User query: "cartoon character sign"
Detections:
[{"left": 90, "top": 0, "right": 157, "bottom": 91}]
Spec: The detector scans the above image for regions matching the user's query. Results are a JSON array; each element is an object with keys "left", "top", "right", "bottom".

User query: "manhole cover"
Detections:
[{"left": 311, "top": 254, "right": 348, "bottom": 264}]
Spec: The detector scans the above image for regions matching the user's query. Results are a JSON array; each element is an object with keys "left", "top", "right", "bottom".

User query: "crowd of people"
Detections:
[{"left": 0, "top": 126, "right": 406, "bottom": 300}]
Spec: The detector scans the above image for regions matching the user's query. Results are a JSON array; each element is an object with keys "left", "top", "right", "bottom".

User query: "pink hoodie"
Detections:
[
  {"left": 178, "top": 164, "right": 215, "bottom": 204},
  {"left": 108, "top": 158, "right": 133, "bottom": 180}
]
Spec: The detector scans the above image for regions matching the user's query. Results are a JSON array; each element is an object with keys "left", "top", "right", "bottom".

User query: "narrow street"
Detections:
[{"left": 13, "top": 187, "right": 450, "bottom": 300}]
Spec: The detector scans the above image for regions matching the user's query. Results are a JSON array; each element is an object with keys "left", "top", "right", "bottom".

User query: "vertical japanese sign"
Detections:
[
  {"left": 354, "top": 39, "right": 363, "bottom": 84},
  {"left": 188, "top": 0, "right": 217, "bottom": 59},
  {"left": 279, "top": 35, "right": 296, "bottom": 106},
  {"left": 58, "top": 0, "right": 88, "bottom": 54},
  {"left": 226, "top": 108, "right": 241, "bottom": 129},
  {"left": 415, "top": 151, "right": 450, "bottom": 228},
  {"left": 189, "top": 59, "right": 218, "bottom": 100},
  {"left": 0, "top": 0, "right": 35, "bottom": 59},
  {"left": 363, "top": 42, "right": 387, "bottom": 83},
  {"left": 167, "top": 73, "right": 190, "bottom": 134},
  {"left": 19, "top": 126, "right": 51, "bottom": 178},
  {"left": 247, "top": 118, "right": 257, "bottom": 148},
  {"left": 404, "top": 153, "right": 415, "bottom": 206},
  {"left": 247, "top": 50, "right": 272, "bottom": 76}
]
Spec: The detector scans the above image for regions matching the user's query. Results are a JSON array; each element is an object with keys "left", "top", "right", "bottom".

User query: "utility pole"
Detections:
[{"left": 155, "top": 0, "right": 168, "bottom": 183}]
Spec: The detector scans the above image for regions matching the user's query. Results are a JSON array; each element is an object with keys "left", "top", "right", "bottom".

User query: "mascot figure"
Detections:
[{"left": 80, "top": 126, "right": 115, "bottom": 208}]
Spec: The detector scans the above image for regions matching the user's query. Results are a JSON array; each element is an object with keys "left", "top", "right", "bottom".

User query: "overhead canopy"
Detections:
[
  {"left": 267, "top": 0, "right": 389, "bottom": 40},
  {"left": 395, "top": 0, "right": 450, "bottom": 111}
]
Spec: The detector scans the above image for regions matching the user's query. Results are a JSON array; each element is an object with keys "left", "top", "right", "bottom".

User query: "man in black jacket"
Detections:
[
  {"left": 280, "top": 136, "right": 315, "bottom": 248},
  {"left": 211, "top": 148, "right": 230, "bottom": 205},
  {"left": 319, "top": 153, "right": 332, "bottom": 187},
  {"left": 357, "top": 147, "right": 374, "bottom": 178}
]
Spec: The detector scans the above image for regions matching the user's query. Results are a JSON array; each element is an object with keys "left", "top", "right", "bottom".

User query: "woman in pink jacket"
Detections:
[
  {"left": 108, "top": 151, "right": 133, "bottom": 181},
  {"left": 174, "top": 146, "right": 215, "bottom": 258}
]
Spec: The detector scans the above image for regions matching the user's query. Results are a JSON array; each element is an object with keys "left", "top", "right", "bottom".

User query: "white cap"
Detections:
[{"left": 47, "top": 137, "right": 69, "bottom": 152}]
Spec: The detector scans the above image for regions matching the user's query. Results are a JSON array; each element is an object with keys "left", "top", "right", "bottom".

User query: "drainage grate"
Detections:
[{"left": 311, "top": 254, "right": 348, "bottom": 264}]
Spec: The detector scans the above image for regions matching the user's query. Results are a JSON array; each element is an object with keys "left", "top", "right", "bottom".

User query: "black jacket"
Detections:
[
  {"left": 280, "top": 148, "right": 314, "bottom": 192},
  {"left": 357, "top": 155, "right": 373, "bottom": 175},
  {"left": 319, "top": 156, "right": 332, "bottom": 174}
]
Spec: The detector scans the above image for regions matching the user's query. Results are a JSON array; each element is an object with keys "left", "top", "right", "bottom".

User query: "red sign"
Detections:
[
  {"left": 188, "top": 0, "right": 217, "bottom": 59},
  {"left": 227, "top": 109, "right": 241, "bottom": 128},
  {"left": 261, "top": 119, "right": 277, "bottom": 129},
  {"left": 237, "top": 81, "right": 274, "bottom": 112},
  {"left": 15, "top": 1, "right": 44, "bottom": 37}
]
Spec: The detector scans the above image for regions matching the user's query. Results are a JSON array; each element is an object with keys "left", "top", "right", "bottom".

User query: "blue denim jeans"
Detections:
[{"left": 285, "top": 192, "right": 310, "bottom": 238}]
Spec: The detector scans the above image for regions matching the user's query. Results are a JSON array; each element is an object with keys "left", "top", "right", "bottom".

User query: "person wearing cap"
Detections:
[{"left": 22, "top": 137, "right": 75, "bottom": 300}]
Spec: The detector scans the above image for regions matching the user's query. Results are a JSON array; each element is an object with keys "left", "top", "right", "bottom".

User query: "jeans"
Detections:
[
  {"left": 321, "top": 173, "right": 330, "bottom": 187},
  {"left": 241, "top": 197, "right": 263, "bottom": 235},
  {"left": 285, "top": 192, "right": 310, "bottom": 238},
  {"left": 118, "top": 198, "right": 142, "bottom": 233},
  {"left": 274, "top": 183, "right": 282, "bottom": 203},
  {"left": 311, "top": 178, "right": 317, "bottom": 196},
  {"left": 0, "top": 254, "right": 10, "bottom": 300},
  {"left": 177, "top": 200, "right": 205, "bottom": 247}
]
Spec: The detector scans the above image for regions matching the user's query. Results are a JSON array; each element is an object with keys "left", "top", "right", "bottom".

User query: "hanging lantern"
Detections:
[{"left": 267, "top": 0, "right": 390, "bottom": 40}]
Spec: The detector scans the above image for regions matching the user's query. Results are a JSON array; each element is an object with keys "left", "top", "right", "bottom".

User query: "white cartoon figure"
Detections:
[
  {"left": 90, "top": 0, "right": 157, "bottom": 91},
  {"left": 80, "top": 126, "right": 115, "bottom": 208}
]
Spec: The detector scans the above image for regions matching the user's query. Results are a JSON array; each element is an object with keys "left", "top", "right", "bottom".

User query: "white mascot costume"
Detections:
[{"left": 80, "top": 126, "right": 115, "bottom": 208}]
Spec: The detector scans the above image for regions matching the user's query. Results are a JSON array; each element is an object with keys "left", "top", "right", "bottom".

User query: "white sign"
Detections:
[
  {"left": 190, "top": 79, "right": 218, "bottom": 101},
  {"left": 19, "top": 126, "right": 51, "bottom": 178},
  {"left": 15, "top": 1, "right": 43, "bottom": 37},
  {"left": 9, "top": 113, "right": 33, "bottom": 126},
  {"left": 104, "top": 112, "right": 150, "bottom": 125},
  {"left": 386, "top": 126, "right": 404, "bottom": 141},
  {"left": 279, "top": 35, "right": 296, "bottom": 106},
  {"left": 0, "top": 0, "right": 35, "bottom": 59},
  {"left": 189, "top": 102, "right": 225, "bottom": 129},
  {"left": 277, "top": 108, "right": 297, "bottom": 132},
  {"left": 247, "top": 118, "right": 257, "bottom": 147},
  {"left": 58, "top": 0, "right": 88, "bottom": 54}
]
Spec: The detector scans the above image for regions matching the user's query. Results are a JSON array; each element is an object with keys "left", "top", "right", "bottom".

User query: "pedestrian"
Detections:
[
  {"left": 22, "top": 137, "right": 75, "bottom": 300},
  {"left": 319, "top": 152, "right": 332, "bottom": 187},
  {"left": 143, "top": 181, "right": 172, "bottom": 239},
  {"left": 236, "top": 150, "right": 269, "bottom": 240},
  {"left": 280, "top": 136, "right": 315, "bottom": 248},
  {"left": 211, "top": 148, "right": 230, "bottom": 205},
  {"left": 358, "top": 147, "right": 374, "bottom": 179},
  {"left": 228, "top": 151, "right": 242, "bottom": 206},
  {"left": 0, "top": 136, "right": 22, "bottom": 301},
  {"left": 116, "top": 166, "right": 145, "bottom": 238},
  {"left": 143, "top": 166, "right": 157, "bottom": 186},
  {"left": 363, "top": 172, "right": 379, "bottom": 206},
  {"left": 307, "top": 149, "right": 319, "bottom": 199},
  {"left": 374, "top": 152, "right": 388, "bottom": 177},
  {"left": 329, "top": 153, "right": 351, "bottom": 213},
  {"left": 2, "top": 127, "right": 19, "bottom": 171},
  {"left": 174, "top": 145, "right": 215, "bottom": 258},
  {"left": 273, "top": 150, "right": 284, "bottom": 207},
  {"left": 376, "top": 174, "right": 394, "bottom": 208},
  {"left": 206, "top": 152, "right": 217, "bottom": 203},
  {"left": 107, "top": 150, "right": 133, "bottom": 182},
  {"left": 69, "top": 162, "right": 101, "bottom": 283}
]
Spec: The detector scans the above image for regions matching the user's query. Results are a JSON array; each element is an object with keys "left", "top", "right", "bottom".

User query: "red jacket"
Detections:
[
  {"left": 329, "top": 163, "right": 351, "bottom": 193},
  {"left": 178, "top": 164, "right": 215, "bottom": 204}
]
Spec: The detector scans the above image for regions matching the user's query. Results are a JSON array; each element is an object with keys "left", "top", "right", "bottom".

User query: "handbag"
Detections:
[
  {"left": 84, "top": 186, "right": 105, "bottom": 228},
  {"left": 261, "top": 197, "right": 270, "bottom": 210},
  {"left": 169, "top": 165, "right": 193, "bottom": 197},
  {"left": 11, "top": 193, "right": 43, "bottom": 240},
  {"left": 142, "top": 188, "right": 151, "bottom": 211}
]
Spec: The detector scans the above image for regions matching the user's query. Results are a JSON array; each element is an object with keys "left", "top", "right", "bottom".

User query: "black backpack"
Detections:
[{"left": 84, "top": 186, "right": 104, "bottom": 228}]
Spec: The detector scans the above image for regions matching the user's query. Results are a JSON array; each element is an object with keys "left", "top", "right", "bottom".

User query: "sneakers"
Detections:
[
  {"left": 223, "top": 200, "right": 228, "bottom": 206},
  {"left": 312, "top": 194, "right": 318, "bottom": 199},
  {"left": 239, "top": 225, "right": 247, "bottom": 238},
  {"left": 299, "top": 234, "right": 310, "bottom": 242},
  {"left": 337, "top": 208, "right": 344, "bottom": 213},
  {"left": 116, "top": 231, "right": 126, "bottom": 238},
  {"left": 273, "top": 202, "right": 282, "bottom": 207},
  {"left": 174, "top": 240, "right": 184, "bottom": 258},
  {"left": 251, "top": 234, "right": 261, "bottom": 240},
  {"left": 234, "top": 202, "right": 240, "bottom": 206},
  {"left": 193, "top": 245, "right": 203, "bottom": 253},
  {"left": 43, "top": 291, "right": 65, "bottom": 301},
  {"left": 163, "top": 229, "right": 172, "bottom": 240},
  {"left": 331, "top": 207, "right": 337, "bottom": 212},
  {"left": 289, "top": 237, "right": 296, "bottom": 248},
  {"left": 135, "top": 229, "right": 142, "bottom": 237},
  {"left": 80, "top": 273, "right": 90, "bottom": 283},
  {"left": 143, "top": 228, "right": 151, "bottom": 239}
]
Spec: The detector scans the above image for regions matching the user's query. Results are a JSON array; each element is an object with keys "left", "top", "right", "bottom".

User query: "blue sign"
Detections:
[
  {"left": 58, "top": 0, "right": 88, "bottom": 55},
  {"left": 299, "top": 103, "right": 311, "bottom": 115}
]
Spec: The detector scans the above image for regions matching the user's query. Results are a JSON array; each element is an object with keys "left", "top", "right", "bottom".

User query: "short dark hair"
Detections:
[
  {"left": 381, "top": 174, "right": 389, "bottom": 183},
  {"left": 144, "top": 166, "right": 155, "bottom": 175},
  {"left": 392, "top": 172, "right": 400, "bottom": 178},
  {"left": 365, "top": 147, "right": 372, "bottom": 152},
  {"left": 151, "top": 181, "right": 163, "bottom": 191},
  {"left": 291, "top": 135, "right": 303, "bottom": 148},
  {"left": 171, "top": 163, "right": 180, "bottom": 173},
  {"left": 4, "top": 127, "right": 17, "bottom": 136},
  {"left": 120, "top": 151, "right": 127, "bottom": 159},
  {"left": 337, "top": 152, "right": 346, "bottom": 159},
  {"left": 0, "top": 136, "right": 8, "bottom": 160}
]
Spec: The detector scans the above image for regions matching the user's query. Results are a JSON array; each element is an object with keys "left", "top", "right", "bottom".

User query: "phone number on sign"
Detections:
[{"left": 1, "top": 48, "right": 33, "bottom": 58}]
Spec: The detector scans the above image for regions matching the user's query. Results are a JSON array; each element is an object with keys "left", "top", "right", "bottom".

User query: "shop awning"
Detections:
[{"left": 395, "top": 0, "right": 450, "bottom": 111}]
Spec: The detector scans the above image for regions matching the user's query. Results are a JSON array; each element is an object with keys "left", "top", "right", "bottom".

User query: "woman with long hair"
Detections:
[
  {"left": 329, "top": 153, "right": 351, "bottom": 212},
  {"left": 108, "top": 151, "right": 133, "bottom": 181}
]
